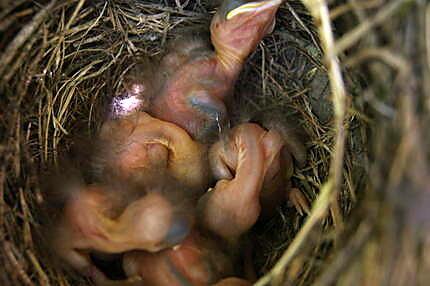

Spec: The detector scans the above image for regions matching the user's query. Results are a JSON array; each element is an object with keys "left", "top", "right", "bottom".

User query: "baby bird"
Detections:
[
  {"left": 96, "top": 111, "right": 209, "bottom": 192},
  {"left": 48, "top": 178, "right": 194, "bottom": 284},
  {"left": 123, "top": 231, "right": 242, "bottom": 286},
  {"left": 198, "top": 123, "right": 268, "bottom": 240},
  {"left": 106, "top": 0, "right": 283, "bottom": 143},
  {"left": 199, "top": 122, "right": 309, "bottom": 241},
  {"left": 45, "top": 98, "right": 208, "bottom": 283},
  {"left": 149, "top": 0, "right": 283, "bottom": 142},
  {"left": 44, "top": 1, "right": 297, "bottom": 284},
  {"left": 260, "top": 120, "right": 309, "bottom": 216}
]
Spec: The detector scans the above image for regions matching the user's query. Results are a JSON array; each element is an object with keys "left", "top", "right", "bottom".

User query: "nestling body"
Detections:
[
  {"left": 49, "top": 178, "right": 195, "bottom": 283},
  {"left": 124, "top": 0, "right": 284, "bottom": 142},
  {"left": 44, "top": 0, "right": 311, "bottom": 284},
  {"left": 123, "top": 231, "right": 235, "bottom": 286}
]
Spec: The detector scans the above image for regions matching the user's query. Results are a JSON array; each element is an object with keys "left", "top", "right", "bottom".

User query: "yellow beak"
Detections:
[{"left": 226, "top": 0, "right": 282, "bottom": 20}]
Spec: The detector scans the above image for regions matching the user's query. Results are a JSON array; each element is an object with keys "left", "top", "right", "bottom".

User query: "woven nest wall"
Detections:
[{"left": 0, "top": 0, "right": 428, "bottom": 285}]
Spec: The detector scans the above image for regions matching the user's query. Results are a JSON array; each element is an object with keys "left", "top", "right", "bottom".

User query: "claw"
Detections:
[{"left": 288, "top": 188, "right": 310, "bottom": 216}]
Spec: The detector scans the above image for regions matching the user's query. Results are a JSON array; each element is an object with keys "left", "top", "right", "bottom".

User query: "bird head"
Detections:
[{"left": 211, "top": 0, "right": 283, "bottom": 73}]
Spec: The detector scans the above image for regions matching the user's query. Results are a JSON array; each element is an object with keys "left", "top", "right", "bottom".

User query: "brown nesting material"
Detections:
[{"left": 1, "top": 0, "right": 428, "bottom": 285}]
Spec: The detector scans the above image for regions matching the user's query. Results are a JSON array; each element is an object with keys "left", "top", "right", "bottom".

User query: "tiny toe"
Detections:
[
  {"left": 210, "top": 150, "right": 234, "bottom": 180},
  {"left": 288, "top": 188, "right": 310, "bottom": 216}
]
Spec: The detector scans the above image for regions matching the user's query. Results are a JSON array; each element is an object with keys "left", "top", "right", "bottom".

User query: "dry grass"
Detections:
[{"left": 0, "top": 0, "right": 428, "bottom": 285}]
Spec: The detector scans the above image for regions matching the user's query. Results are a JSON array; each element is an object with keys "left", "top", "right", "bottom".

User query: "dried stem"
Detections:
[
  {"left": 334, "top": 0, "right": 413, "bottom": 54},
  {"left": 344, "top": 48, "right": 411, "bottom": 74},
  {"left": 313, "top": 222, "right": 373, "bottom": 286},
  {"left": 255, "top": 0, "right": 348, "bottom": 283},
  {"left": 255, "top": 181, "right": 334, "bottom": 286},
  {"left": 0, "top": 0, "right": 56, "bottom": 79}
]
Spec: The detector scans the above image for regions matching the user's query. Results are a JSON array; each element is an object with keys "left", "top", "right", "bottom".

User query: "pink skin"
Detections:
[
  {"left": 116, "top": 125, "right": 280, "bottom": 285},
  {"left": 123, "top": 231, "right": 235, "bottom": 286},
  {"left": 202, "top": 122, "right": 308, "bottom": 241},
  {"left": 211, "top": 0, "right": 283, "bottom": 75},
  {"left": 259, "top": 125, "right": 309, "bottom": 216},
  {"left": 258, "top": 120, "right": 309, "bottom": 215},
  {"left": 99, "top": 111, "right": 209, "bottom": 191},
  {"left": 64, "top": 120, "right": 304, "bottom": 283},
  {"left": 54, "top": 1, "right": 288, "bottom": 281},
  {"left": 150, "top": 0, "right": 283, "bottom": 141},
  {"left": 51, "top": 113, "right": 207, "bottom": 283},
  {"left": 198, "top": 123, "right": 267, "bottom": 240},
  {"left": 259, "top": 130, "right": 294, "bottom": 217},
  {"left": 52, "top": 185, "right": 193, "bottom": 283}
]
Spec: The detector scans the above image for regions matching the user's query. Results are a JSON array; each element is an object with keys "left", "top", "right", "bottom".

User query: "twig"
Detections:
[
  {"left": 3, "top": 28, "right": 41, "bottom": 83},
  {"left": 313, "top": 222, "right": 373, "bottom": 286},
  {"left": 134, "top": 3, "right": 202, "bottom": 17},
  {"left": 329, "top": 0, "right": 383, "bottom": 20},
  {"left": 334, "top": 0, "right": 413, "bottom": 55},
  {"left": 3, "top": 242, "right": 34, "bottom": 286},
  {"left": 0, "top": 0, "right": 27, "bottom": 20},
  {"left": 305, "top": 0, "right": 348, "bottom": 229},
  {"left": 255, "top": 0, "right": 349, "bottom": 283},
  {"left": 27, "top": 250, "right": 51, "bottom": 286},
  {"left": 0, "top": 8, "right": 34, "bottom": 32},
  {"left": 0, "top": 167, "right": 4, "bottom": 229},
  {"left": 19, "top": 188, "right": 33, "bottom": 248},
  {"left": 175, "top": 0, "right": 190, "bottom": 10},
  {"left": 426, "top": 4, "right": 430, "bottom": 71},
  {"left": 72, "top": 0, "right": 107, "bottom": 61},
  {"left": 255, "top": 181, "right": 334, "bottom": 286},
  {"left": 0, "top": 0, "right": 56, "bottom": 79},
  {"left": 344, "top": 48, "right": 411, "bottom": 76},
  {"left": 64, "top": 0, "right": 85, "bottom": 31},
  {"left": 425, "top": 3, "right": 430, "bottom": 111},
  {"left": 286, "top": 2, "right": 322, "bottom": 53}
]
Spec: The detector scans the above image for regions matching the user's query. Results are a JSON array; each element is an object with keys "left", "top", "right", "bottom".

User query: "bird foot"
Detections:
[{"left": 288, "top": 188, "right": 310, "bottom": 216}]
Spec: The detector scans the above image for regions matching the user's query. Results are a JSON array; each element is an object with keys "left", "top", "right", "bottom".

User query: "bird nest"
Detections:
[{"left": 1, "top": 0, "right": 428, "bottom": 285}]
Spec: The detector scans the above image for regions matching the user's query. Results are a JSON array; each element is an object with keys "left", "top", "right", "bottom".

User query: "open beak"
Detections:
[{"left": 225, "top": 0, "right": 283, "bottom": 20}]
